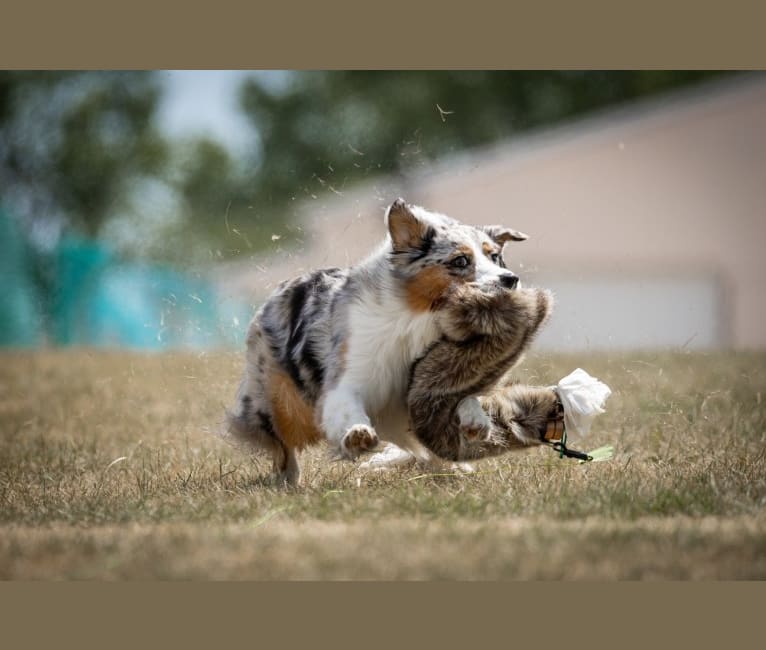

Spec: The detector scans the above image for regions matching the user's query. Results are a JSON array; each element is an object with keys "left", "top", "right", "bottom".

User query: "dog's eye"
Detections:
[
  {"left": 450, "top": 255, "right": 471, "bottom": 268},
  {"left": 490, "top": 253, "right": 500, "bottom": 264}
]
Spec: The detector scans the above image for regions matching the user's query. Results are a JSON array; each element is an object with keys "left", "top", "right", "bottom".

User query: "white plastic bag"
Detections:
[{"left": 554, "top": 368, "right": 612, "bottom": 437}]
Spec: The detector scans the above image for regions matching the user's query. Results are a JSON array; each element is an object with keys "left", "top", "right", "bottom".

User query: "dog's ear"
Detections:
[
  {"left": 481, "top": 225, "right": 529, "bottom": 245},
  {"left": 386, "top": 198, "right": 429, "bottom": 250}
]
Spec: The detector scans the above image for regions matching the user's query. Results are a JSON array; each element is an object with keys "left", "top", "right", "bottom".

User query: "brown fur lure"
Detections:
[{"left": 407, "top": 284, "right": 560, "bottom": 461}]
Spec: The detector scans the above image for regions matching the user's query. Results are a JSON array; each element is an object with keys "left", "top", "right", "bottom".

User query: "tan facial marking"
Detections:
[
  {"left": 456, "top": 244, "right": 474, "bottom": 258},
  {"left": 269, "top": 370, "right": 322, "bottom": 450},
  {"left": 482, "top": 241, "right": 499, "bottom": 257},
  {"left": 406, "top": 266, "right": 455, "bottom": 312}
]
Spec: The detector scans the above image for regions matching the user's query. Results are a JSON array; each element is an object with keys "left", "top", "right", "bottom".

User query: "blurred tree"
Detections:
[
  {"left": 0, "top": 71, "right": 168, "bottom": 244},
  {"left": 0, "top": 71, "right": 281, "bottom": 270},
  {"left": 240, "top": 71, "right": 732, "bottom": 216},
  {"left": 161, "top": 136, "right": 285, "bottom": 264},
  {"left": 0, "top": 71, "right": 178, "bottom": 337}
]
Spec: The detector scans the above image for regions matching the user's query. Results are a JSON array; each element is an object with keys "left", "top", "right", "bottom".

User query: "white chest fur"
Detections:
[{"left": 345, "top": 291, "right": 440, "bottom": 416}]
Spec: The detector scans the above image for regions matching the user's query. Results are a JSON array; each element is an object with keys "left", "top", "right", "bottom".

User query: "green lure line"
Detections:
[{"left": 545, "top": 430, "right": 614, "bottom": 463}]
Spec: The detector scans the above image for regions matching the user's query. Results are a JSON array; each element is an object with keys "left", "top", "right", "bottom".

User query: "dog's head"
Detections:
[{"left": 385, "top": 198, "right": 528, "bottom": 311}]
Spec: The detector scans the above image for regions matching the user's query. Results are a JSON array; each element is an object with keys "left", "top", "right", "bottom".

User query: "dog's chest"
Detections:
[{"left": 345, "top": 296, "right": 440, "bottom": 413}]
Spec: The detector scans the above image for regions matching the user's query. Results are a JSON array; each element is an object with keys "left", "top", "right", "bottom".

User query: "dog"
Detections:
[{"left": 225, "top": 198, "right": 530, "bottom": 484}]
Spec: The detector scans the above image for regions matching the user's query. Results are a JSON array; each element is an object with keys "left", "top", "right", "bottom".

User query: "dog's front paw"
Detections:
[
  {"left": 341, "top": 424, "right": 380, "bottom": 459},
  {"left": 456, "top": 396, "right": 492, "bottom": 442}
]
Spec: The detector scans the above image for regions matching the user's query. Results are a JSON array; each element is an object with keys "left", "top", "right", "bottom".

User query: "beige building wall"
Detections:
[{"left": 219, "top": 75, "right": 766, "bottom": 350}]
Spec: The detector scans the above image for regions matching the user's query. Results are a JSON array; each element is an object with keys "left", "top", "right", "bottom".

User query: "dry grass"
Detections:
[{"left": 1, "top": 348, "right": 765, "bottom": 579}]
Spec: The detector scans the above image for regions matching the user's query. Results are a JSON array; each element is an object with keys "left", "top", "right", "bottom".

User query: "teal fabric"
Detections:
[{"left": 0, "top": 207, "right": 250, "bottom": 350}]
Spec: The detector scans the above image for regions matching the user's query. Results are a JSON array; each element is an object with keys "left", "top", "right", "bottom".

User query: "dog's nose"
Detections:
[{"left": 499, "top": 273, "right": 519, "bottom": 289}]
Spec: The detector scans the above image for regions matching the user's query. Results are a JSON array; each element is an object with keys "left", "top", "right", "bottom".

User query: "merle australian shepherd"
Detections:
[{"left": 226, "top": 198, "right": 557, "bottom": 485}]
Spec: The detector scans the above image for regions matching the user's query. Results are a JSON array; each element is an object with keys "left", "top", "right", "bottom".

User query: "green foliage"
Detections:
[
  {"left": 166, "top": 137, "right": 285, "bottom": 264},
  {"left": 0, "top": 71, "right": 168, "bottom": 239}
]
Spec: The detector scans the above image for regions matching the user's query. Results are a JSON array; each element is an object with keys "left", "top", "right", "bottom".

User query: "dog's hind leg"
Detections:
[
  {"left": 269, "top": 441, "right": 301, "bottom": 486},
  {"left": 227, "top": 390, "right": 303, "bottom": 486},
  {"left": 225, "top": 319, "right": 304, "bottom": 486},
  {"left": 226, "top": 387, "right": 291, "bottom": 473}
]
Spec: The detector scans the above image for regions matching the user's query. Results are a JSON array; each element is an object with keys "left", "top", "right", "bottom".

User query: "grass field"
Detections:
[{"left": 1, "top": 349, "right": 765, "bottom": 579}]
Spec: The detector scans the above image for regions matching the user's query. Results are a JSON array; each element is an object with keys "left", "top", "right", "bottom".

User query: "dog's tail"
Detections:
[{"left": 220, "top": 393, "right": 285, "bottom": 458}]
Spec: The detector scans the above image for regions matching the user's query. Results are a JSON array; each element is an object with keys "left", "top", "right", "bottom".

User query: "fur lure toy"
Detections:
[{"left": 407, "top": 284, "right": 611, "bottom": 462}]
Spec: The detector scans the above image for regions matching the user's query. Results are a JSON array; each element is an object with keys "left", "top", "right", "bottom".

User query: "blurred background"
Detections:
[{"left": 1, "top": 70, "right": 764, "bottom": 352}]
